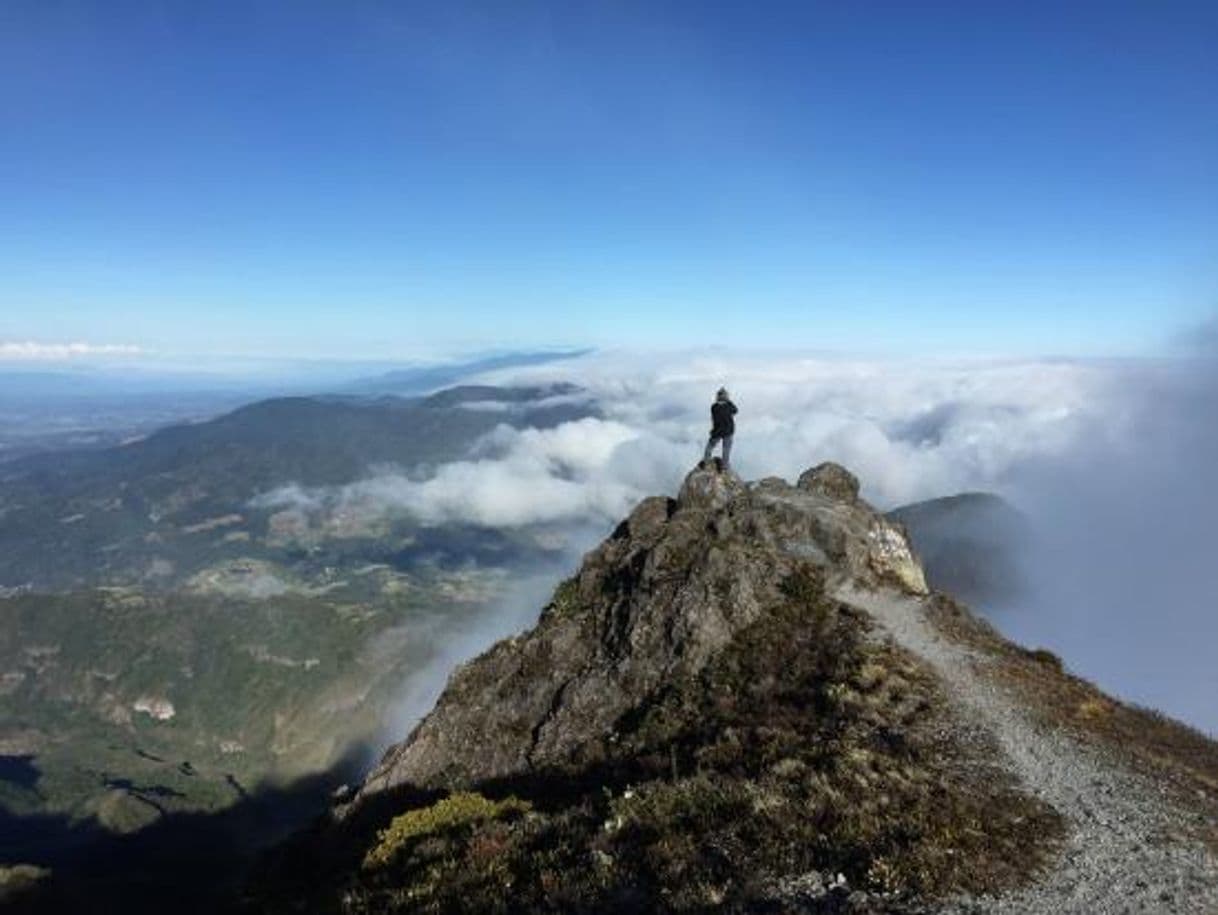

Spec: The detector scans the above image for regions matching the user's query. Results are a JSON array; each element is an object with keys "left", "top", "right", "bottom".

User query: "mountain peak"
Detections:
[
  {"left": 252, "top": 463, "right": 1218, "bottom": 914},
  {"left": 676, "top": 460, "right": 745, "bottom": 509},
  {"left": 354, "top": 462, "right": 930, "bottom": 801}
]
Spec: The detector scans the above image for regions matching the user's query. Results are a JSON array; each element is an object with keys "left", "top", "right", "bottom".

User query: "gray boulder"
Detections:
[{"left": 797, "top": 461, "right": 861, "bottom": 503}]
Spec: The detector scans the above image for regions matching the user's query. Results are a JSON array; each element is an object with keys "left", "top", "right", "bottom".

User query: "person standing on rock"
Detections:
[{"left": 701, "top": 387, "right": 737, "bottom": 470}]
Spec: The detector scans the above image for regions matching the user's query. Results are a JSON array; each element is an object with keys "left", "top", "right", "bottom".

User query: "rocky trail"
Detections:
[{"left": 838, "top": 586, "right": 1218, "bottom": 915}]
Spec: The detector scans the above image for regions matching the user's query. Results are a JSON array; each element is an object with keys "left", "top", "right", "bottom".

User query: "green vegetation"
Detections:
[
  {"left": 541, "top": 578, "right": 582, "bottom": 619},
  {"left": 363, "top": 792, "right": 532, "bottom": 871},
  {"left": 322, "top": 567, "right": 1063, "bottom": 914},
  {"left": 0, "top": 389, "right": 592, "bottom": 591},
  {"left": 0, "top": 864, "right": 51, "bottom": 905},
  {"left": 0, "top": 586, "right": 481, "bottom": 827},
  {"left": 0, "top": 382, "right": 598, "bottom": 907},
  {"left": 1022, "top": 646, "right": 1064, "bottom": 671}
]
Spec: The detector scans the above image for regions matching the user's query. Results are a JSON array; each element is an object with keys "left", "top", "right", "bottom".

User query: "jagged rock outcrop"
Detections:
[
  {"left": 797, "top": 461, "right": 861, "bottom": 503},
  {"left": 357, "top": 463, "right": 927, "bottom": 798}
]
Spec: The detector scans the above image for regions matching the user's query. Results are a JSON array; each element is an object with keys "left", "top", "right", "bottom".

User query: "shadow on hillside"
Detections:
[
  {"left": 244, "top": 757, "right": 659, "bottom": 911},
  {"left": 1, "top": 746, "right": 371, "bottom": 915}
]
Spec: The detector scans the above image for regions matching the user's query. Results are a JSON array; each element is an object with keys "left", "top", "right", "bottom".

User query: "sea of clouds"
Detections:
[
  {"left": 999, "top": 351, "right": 1218, "bottom": 735},
  {"left": 258, "top": 347, "right": 1218, "bottom": 735},
  {"left": 471, "top": 348, "right": 1123, "bottom": 509},
  {"left": 258, "top": 350, "right": 1120, "bottom": 530}
]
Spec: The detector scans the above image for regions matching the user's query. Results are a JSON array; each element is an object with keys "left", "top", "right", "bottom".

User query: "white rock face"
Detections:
[
  {"left": 866, "top": 519, "right": 929, "bottom": 595},
  {"left": 132, "top": 696, "right": 176, "bottom": 721}
]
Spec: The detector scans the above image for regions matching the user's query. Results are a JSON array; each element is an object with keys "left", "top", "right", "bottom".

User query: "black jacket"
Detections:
[{"left": 710, "top": 400, "right": 737, "bottom": 437}]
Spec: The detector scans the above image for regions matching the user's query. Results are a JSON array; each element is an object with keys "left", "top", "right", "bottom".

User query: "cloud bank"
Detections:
[
  {"left": 254, "top": 347, "right": 1216, "bottom": 734},
  {"left": 475, "top": 349, "right": 1118, "bottom": 508},
  {"left": 253, "top": 417, "right": 644, "bottom": 531},
  {"left": 1002, "top": 354, "right": 1218, "bottom": 734},
  {"left": 257, "top": 351, "right": 1121, "bottom": 539},
  {"left": 0, "top": 341, "right": 145, "bottom": 361},
  {"left": 256, "top": 353, "right": 1116, "bottom": 542}
]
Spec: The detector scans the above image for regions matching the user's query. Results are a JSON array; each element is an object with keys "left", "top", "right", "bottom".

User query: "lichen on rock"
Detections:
[{"left": 867, "top": 518, "right": 929, "bottom": 595}]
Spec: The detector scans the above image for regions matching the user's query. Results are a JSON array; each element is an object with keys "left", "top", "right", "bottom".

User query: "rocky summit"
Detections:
[
  {"left": 250, "top": 463, "right": 1218, "bottom": 915},
  {"left": 357, "top": 462, "right": 927, "bottom": 796}
]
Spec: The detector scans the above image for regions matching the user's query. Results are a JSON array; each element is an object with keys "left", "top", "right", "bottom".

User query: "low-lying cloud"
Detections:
[
  {"left": 1003, "top": 354, "right": 1218, "bottom": 734},
  {"left": 257, "top": 352, "right": 1119, "bottom": 539},
  {"left": 0, "top": 341, "right": 145, "bottom": 360},
  {"left": 257, "top": 355, "right": 1113, "bottom": 550},
  {"left": 254, "top": 417, "right": 644, "bottom": 529},
  {"left": 255, "top": 347, "right": 1217, "bottom": 735},
  {"left": 476, "top": 350, "right": 1117, "bottom": 508},
  {"left": 380, "top": 569, "right": 568, "bottom": 747}
]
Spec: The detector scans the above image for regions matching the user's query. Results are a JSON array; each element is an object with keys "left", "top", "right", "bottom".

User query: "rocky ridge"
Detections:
[
  {"left": 357, "top": 462, "right": 927, "bottom": 798},
  {"left": 253, "top": 462, "right": 1218, "bottom": 914}
]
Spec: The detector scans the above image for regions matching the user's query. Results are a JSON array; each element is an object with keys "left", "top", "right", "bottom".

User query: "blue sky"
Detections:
[{"left": 1, "top": 0, "right": 1215, "bottom": 360}]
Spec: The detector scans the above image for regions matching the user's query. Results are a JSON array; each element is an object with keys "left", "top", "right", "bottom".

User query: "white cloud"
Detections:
[
  {"left": 253, "top": 350, "right": 1115, "bottom": 537},
  {"left": 255, "top": 417, "right": 644, "bottom": 530},
  {"left": 470, "top": 349, "right": 1116, "bottom": 507},
  {"left": 463, "top": 348, "right": 1218, "bottom": 733},
  {"left": 0, "top": 341, "right": 145, "bottom": 361},
  {"left": 1000, "top": 355, "right": 1218, "bottom": 735}
]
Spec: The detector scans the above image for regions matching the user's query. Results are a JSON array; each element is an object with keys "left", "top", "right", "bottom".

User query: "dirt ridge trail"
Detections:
[{"left": 836, "top": 585, "right": 1218, "bottom": 915}]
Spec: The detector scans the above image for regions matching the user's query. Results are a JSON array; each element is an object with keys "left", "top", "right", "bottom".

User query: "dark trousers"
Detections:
[{"left": 703, "top": 434, "right": 733, "bottom": 467}]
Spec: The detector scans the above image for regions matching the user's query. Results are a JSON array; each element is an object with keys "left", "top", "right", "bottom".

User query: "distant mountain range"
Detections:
[
  {"left": 0, "top": 348, "right": 589, "bottom": 468},
  {"left": 0, "top": 384, "right": 593, "bottom": 591},
  {"left": 341, "top": 350, "right": 589, "bottom": 396}
]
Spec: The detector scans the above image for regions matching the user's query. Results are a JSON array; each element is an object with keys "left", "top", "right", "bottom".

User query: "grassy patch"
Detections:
[
  {"left": 923, "top": 592, "right": 1218, "bottom": 854},
  {"left": 363, "top": 792, "right": 532, "bottom": 871},
  {"left": 541, "top": 578, "right": 582, "bottom": 619},
  {"left": 1021, "top": 647, "right": 1064, "bottom": 671}
]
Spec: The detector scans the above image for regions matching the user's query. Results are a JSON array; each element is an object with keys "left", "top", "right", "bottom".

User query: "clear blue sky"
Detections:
[{"left": 2, "top": 0, "right": 1215, "bottom": 359}]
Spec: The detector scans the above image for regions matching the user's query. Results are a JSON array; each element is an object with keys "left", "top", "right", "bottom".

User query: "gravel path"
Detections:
[{"left": 835, "top": 585, "right": 1218, "bottom": 915}]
